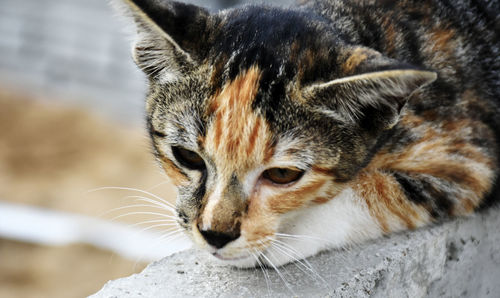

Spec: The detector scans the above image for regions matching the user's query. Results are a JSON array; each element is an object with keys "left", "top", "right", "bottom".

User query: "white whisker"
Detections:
[
  {"left": 269, "top": 239, "right": 329, "bottom": 289},
  {"left": 265, "top": 247, "right": 295, "bottom": 280},
  {"left": 273, "top": 242, "right": 329, "bottom": 288},
  {"left": 259, "top": 255, "right": 294, "bottom": 295},
  {"left": 268, "top": 243, "right": 314, "bottom": 279},
  {"left": 88, "top": 186, "right": 174, "bottom": 208},
  {"left": 250, "top": 249, "right": 271, "bottom": 296},
  {"left": 147, "top": 180, "right": 170, "bottom": 191},
  {"left": 270, "top": 240, "right": 314, "bottom": 270},
  {"left": 110, "top": 211, "right": 177, "bottom": 222},
  {"left": 139, "top": 223, "right": 179, "bottom": 233},
  {"left": 275, "top": 232, "right": 325, "bottom": 243},
  {"left": 126, "top": 195, "right": 175, "bottom": 212},
  {"left": 111, "top": 219, "right": 178, "bottom": 235},
  {"left": 129, "top": 218, "right": 178, "bottom": 228},
  {"left": 100, "top": 204, "right": 175, "bottom": 219},
  {"left": 258, "top": 243, "right": 295, "bottom": 295},
  {"left": 132, "top": 229, "right": 185, "bottom": 268},
  {"left": 156, "top": 229, "right": 183, "bottom": 241}
]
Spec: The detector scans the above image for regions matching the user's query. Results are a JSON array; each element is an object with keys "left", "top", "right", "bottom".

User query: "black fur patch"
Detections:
[{"left": 393, "top": 172, "right": 453, "bottom": 218}]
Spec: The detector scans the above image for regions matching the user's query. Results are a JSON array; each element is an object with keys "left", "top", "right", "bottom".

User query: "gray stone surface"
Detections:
[{"left": 91, "top": 208, "right": 500, "bottom": 298}]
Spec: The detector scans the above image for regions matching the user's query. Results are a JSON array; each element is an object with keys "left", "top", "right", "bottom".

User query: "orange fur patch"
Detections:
[
  {"left": 307, "top": 166, "right": 348, "bottom": 205},
  {"left": 311, "top": 165, "right": 336, "bottom": 176},
  {"left": 160, "top": 156, "right": 189, "bottom": 186},
  {"left": 310, "top": 165, "right": 349, "bottom": 182},
  {"left": 367, "top": 112, "right": 495, "bottom": 217},
  {"left": 246, "top": 117, "right": 261, "bottom": 156},
  {"left": 342, "top": 47, "right": 371, "bottom": 75},
  {"left": 267, "top": 179, "right": 327, "bottom": 214},
  {"left": 205, "top": 66, "right": 271, "bottom": 169},
  {"left": 312, "top": 197, "right": 330, "bottom": 204},
  {"left": 353, "top": 170, "right": 429, "bottom": 233},
  {"left": 242, "top": 192, "right": 277, "bottom": 243},
  {"left": 429, "top": 28, "right": 455, "bottom": 53}
]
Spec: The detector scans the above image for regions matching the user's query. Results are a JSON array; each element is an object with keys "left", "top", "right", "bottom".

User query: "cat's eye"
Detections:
[
  {"left": 263, "top": 168, "right": 304, "bottom": 185},
  {"left": 172, "top": 146, "right": 205, "bottom": 170}
]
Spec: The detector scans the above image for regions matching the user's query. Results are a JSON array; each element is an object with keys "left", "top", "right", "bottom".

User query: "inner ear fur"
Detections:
[
  {"left": 112, "top": 0, "right": 211, "bottom": 80},
  {"left": 303, "top": 69, "right": 437, "bottom": 130}
]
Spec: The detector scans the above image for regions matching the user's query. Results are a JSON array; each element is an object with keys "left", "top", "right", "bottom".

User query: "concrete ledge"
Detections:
[{"left": 92, "top": 208, "right": 500, "bottom": 297}]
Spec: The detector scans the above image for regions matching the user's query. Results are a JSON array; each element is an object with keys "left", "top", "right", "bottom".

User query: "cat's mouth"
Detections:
[{"left": 212, "top": 252, "right": 251, "bottom": 261}]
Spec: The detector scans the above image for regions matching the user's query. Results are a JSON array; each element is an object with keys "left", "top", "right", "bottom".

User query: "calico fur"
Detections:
[{"left": 114, "top": 0, "right": 500, "bottom": 267}]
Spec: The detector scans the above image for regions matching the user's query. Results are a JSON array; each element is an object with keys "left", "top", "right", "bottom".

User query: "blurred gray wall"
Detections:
[{"left": 0, "top": 0, "right": 294, "bottom": 124}]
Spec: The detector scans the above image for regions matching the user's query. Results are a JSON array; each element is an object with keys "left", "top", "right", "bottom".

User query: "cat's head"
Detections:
[{"left": 115, "top": 0, "right": 436, "bottom": 266}]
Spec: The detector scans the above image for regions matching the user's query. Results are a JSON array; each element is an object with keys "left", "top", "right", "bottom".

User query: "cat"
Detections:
[{"left": 114, "top": 0, "right": 500, "bottom": 268}]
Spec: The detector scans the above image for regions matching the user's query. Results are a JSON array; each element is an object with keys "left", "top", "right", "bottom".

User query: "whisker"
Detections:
[
  {"left": 129, "top": 219, "right": 178, "bottom": 228},
  {"left": 269, "top": 240, "right": 329, "bottom": 288},
  {"left": 110, "top": 211, "right": 177, "bottom": 222},
  {"left": 139, "top": 223, "right": 179, "bottom": 233},
  {"left": 156, "top": 229, "right": 184, "bottom": 241},
  {"left": 88, "top": 186, "right": 175, "bottom": 208},
  {"left": 126, "top": 195, "right": 175, "bottom": 212},
  {"left": 147, "top": 180, "right": 171, "bottom": 191},
  {"left": 270, "top": 240, "right": 313, "bottom": 270},
  {"left": 267, "top": 243, "right": 314, "bottom": 280},
  {"left": 100, "top": 204, "right": 174, "bottom": 218},
  {"left": 269, "top": 238, "right": 330, "bottom": 290},
  {"left": 270, "top": 239, "right": 317, "bottom": 270},
  {"left": 259, "top": 255, "right": 294, "bottom": 295},
  {"left": 100, "top": 204, "right": 177, "bottom": 221},
  {"left": 265, "top": 247, "right": 295, "bottom": 279},
  {"left": 133, "top": 229, "right": 185, "bottom": 269},
  {"left": 250, "top": 249, "right": 271, "bottom": 296},
  {"left": 275, "top": 232, "right": 325, "bottom": 243},
  {"left": 151, "top": 229, "right": 185, "bottom": 247},
  {"left": 109, "top": 219, "right": 178, "bottom": 235},
  {"left": 258, "top": 243, "right": 296, "bottom": 295}
]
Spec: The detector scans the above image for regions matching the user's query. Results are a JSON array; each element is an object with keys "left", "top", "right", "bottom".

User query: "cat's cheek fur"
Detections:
[
  {"left": 264, "top": 187, "right": 384, "bottom": 267},
  {"left": 200, "top": 187, "right": 384, "bottom": 268}
]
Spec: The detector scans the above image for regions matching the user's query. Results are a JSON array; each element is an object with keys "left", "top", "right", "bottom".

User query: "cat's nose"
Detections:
[{"left": 199, "top": 229, "right": 240, "bottom": 249}]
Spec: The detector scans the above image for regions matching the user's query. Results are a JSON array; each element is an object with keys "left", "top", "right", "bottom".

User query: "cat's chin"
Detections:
[{"left": 210, "top": 252, "right": 259, "bottom": 268}]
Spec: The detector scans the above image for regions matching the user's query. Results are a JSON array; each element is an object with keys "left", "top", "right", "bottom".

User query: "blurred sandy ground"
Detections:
[{"left": 0, "top": 87, "right": 178, "bottom": 298}]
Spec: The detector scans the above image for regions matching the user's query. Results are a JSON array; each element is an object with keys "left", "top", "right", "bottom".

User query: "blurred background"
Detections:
[{"left": 0, "top": 0, "right": 293, "bottom": 297}]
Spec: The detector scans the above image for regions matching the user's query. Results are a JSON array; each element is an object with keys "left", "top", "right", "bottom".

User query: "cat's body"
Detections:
[{"left": 115, "top": 0, "right": 500, "bottom": 267}]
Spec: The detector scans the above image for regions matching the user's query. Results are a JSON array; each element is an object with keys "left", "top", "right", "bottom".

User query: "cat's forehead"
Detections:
[{"left": 209, "top": 6, "right": 341, "bottom": 89}]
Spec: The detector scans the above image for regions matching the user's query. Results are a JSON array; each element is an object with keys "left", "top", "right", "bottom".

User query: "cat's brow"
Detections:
[
  {"left": 271, "top": 136, "right": 315, "bottom": 169},
  {"left": 159, "top": 113, "right": 204, "bottom": 150}
]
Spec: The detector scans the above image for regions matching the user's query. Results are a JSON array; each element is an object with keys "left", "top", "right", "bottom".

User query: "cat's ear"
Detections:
[
  {"left": 303, "top": 69, "right": 437, "bottom": 130},
  {"left": 112, "top": 0, "right": 211, "bottom": 81}
]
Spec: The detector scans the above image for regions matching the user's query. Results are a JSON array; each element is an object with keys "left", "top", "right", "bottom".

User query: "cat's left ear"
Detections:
[
  {"left": 302, "top": 68, "right": 437, "bottom": 130},
  {"left": 112, "top": 0, "right": 211, "bottom": 81}
]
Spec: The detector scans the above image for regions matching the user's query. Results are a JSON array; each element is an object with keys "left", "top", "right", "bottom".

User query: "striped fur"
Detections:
[{"left": 115, "top": 0, "right": 500, "bottom": 267}]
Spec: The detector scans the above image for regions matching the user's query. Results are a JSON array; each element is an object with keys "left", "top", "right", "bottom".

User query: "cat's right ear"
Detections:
[
  {"left": 302, "top": 68, "right": 437, "bottom": 131},
  {"left": 112, "top": 0, "right": 211, "bottom": 81}
]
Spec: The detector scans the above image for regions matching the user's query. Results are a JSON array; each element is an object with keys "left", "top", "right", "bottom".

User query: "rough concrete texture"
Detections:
[{"left": 92, "top": 208, "right": 500, "bottom": 298}]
